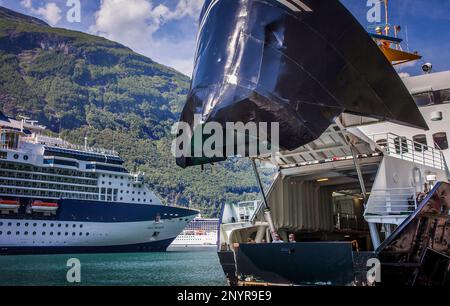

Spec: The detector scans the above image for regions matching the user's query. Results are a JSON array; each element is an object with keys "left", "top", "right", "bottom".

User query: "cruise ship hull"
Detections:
[{"left": 0, "top": 198, "right": 198, "bottom": 255}]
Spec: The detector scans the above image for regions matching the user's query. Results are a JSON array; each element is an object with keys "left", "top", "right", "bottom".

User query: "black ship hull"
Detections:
[{"left": 177, "top": 0, "right": 427, "bottom": 167}]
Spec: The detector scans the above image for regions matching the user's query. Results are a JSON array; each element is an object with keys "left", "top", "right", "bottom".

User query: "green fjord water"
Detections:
[{"left": 0, "top": 247, "right": 227, "bottom": 286}]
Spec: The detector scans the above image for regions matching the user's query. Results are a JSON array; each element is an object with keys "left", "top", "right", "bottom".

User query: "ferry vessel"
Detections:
[
  {"left": 178, "top": 0, "right": 450, "bottom": 286},
  {"left": 0, "top": 113, "right": 198, "bottom": 255}
]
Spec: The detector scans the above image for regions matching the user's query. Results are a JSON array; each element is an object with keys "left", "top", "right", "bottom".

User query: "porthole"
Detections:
[
  {"left": 24, "top": 231, "right": 28, "bottom": 235},
  {"left": 42, "top": 232, "right": 46, "bottom": 236},
  {"left": 17, "top": 222, "right": 21, "bottom": 227},
  {"left": 25, "top": 223, "right": 29, "bottom": 227},
  {"left": 72, "top": 232, "right": 76, "bottom": 236},
  {"left": 7, "top": 231, "right": 11, "bottom": 235},
  {"left": 16, "top": 231, "right": 20, "bottom": 235},
  {"left": 23, "top": 155, "right": 29, "bottom": 161},
  {"left": 65, "top": 232, "right": 68, "bottom": 236},
  {"left": 0, "top": 231, "right": 2, "bottom": 235},
  {"left": 13, "top": 154, "right": 19, "bottom": 160},
  {"left": 43, "top": 223, "right": 46, "bottom": 227},
  {"left": 32, "top": 232, "right": 36, "bottom": 236},
  {"left": 72, "top": 224, "right": 76, "bottom": 228}
]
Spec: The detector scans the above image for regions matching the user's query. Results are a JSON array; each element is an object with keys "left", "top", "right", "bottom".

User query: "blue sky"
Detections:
[{"left": 0, "top": 0, "right": 449, "bottom": 77}]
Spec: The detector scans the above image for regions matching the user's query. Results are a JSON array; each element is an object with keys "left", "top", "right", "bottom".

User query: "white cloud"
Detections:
[
  {"left": 20, "top": 0, "right": 62, "bottom": 26},
  {"left": 89, "top": 0, "right": 204, "bottom": 75},
  {"left": 35, "top": 3, "right": 62, "bottom": 26},
  {"left": 20, "top": 0, "right": 32, "bottom": 9}
]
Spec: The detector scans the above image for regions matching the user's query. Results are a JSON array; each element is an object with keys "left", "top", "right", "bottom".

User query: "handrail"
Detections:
[
  {"left": 370, "top": 133, "right": 445, "bottom": 170},
  {"left": 20, "top": 135, "right": 119, "bottom": 156},
  {"left": 365, "top": 187, "right": 417, "bottom": 216}
]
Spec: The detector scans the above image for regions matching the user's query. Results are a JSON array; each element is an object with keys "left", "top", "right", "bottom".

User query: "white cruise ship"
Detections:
[
  {"left": 0, "top": 113, "right": 198, "bottom": 255},
  {"left": 171, "top": 217, "right": 219, "bottom": 247}
]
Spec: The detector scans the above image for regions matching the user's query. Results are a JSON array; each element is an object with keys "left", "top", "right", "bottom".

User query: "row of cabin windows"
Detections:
[
  {"left": 0, "top": 161, "right": 97, "bottom": 179},
  {"left": 411, "top": 133, "right": 449, "bottom": 151},
  {"left": 0, "top": 221, "right": 82, "bottom": 228},
  {"left": 413, "top": 89, "right": 450, "bottom": 107},
  {"left": 0, "top": 170, "right": 97, "bottom": 186},
  {"left": 378, "top": 133, "right": 449, "bottom": 153},
  {"left": 0, "top": 231, "right": 89, "bottom": 237}
]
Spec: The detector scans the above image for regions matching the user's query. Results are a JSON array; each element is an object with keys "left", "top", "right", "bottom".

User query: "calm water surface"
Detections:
[{"left": 0, "top": 247, "right": 227, "bottom": 286}]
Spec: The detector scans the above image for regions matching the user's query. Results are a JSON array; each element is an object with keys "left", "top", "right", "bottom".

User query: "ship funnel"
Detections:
[{"left": 176, "top": 0, "right": 428, "bottom": 168}]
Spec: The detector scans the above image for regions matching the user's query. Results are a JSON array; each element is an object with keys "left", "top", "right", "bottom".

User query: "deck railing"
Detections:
[
  {"left": 370, "top": 133, "right": 446, "bottom": 170},
  {"left": 365, "top": 187, "right": 418, "bottom": 216},
  {"left": 21, "top": 135, "right": 119, "bottom": 156}
]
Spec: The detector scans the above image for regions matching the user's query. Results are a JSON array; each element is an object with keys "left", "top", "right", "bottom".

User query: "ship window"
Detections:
[
  {"left": 16, "top": 222, "right": 20, "bottom": 226},
  {"left": 8, "top": 222, "right": 11, "bottom": 226},
  {"left": 50, "top": 232, "right": 54, "bottom": 236},
  {"left": 32, "top": 232, "right": 36, "bottom": 236},
  {"left": 152, "top": 232, "right": 160, "bottom": 238},
  {"left": 433, "top": 132, "right": 449, "bottom": 150},
  {"left": 86, "top": 233, "right": 89, "bottom": 236},
  {"left": 33, "top": 223, "right": 37, "bottom": 227},
  {"left": 25, "top": 223, "right": 29, "bottom": 227},
  {"left": 7, "top": 231, "right": 11, "bottom": 235},
  {"left": 13, "top": 154, "right": 19, "bottom": 160},
  {"left": 413, "top": 135, "right": 428, "bottom": 152},
  {"left": 0, "top": 222, "right": 2, "bottom": 226},
  {"left": 16, "top": 231, "right": 19, "bottom": 235},
  {"left": 42, "top": 232, "right": 46, "bottom": 236},
  {"left": 394, "top": 137, "right": 409, "bottom": 154},
  {"left": 43, "top": 223, "right": 46, "bottom": 227},
  {"left": 0, "top": 231, "right": 2, "bottom": 235},
  {"left": 65, "top": 232, "right": 68, "bottom": 236},
  {"left": 413, "top": 92, "right": 434, "bottom": 106},
  {"left": 23, "top": 155, "right": 29, "bottom": 161},
  {"left": 73, "top": 224, "right": 76, "bottom": 228},
  {"left": 72, "top": 232, "right": 76, "bottom": 236}
]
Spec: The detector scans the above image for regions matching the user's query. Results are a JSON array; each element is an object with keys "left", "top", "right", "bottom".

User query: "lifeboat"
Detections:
[
  {"left": 31, "top": 200, "right": 58, "bottom": 213},
  {"left": 0, "top": 199, "right": 20, "bottom": 211}
]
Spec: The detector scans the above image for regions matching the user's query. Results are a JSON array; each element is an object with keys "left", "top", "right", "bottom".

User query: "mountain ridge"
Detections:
[{"left": 0, "top": 6, "right": 266, "bottom": 216}]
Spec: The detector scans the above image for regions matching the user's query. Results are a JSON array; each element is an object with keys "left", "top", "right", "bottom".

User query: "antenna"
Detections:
[
  {"left": 112, "top": 131, "right": 115, "bottom": 152},
  {"left": 384, "top": 0, "right": 389, "bottom": 36}
]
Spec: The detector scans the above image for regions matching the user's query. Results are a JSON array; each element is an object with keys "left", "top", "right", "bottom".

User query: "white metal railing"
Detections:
[
  {"left": 20, "top": 135, "right": 119, "bottom": 156},
  {"left": 365, "top": 187, "right": 418, "bottom": 216},
  {"left": 370, "top": 133, "right": 445, "bottom": 170}
]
